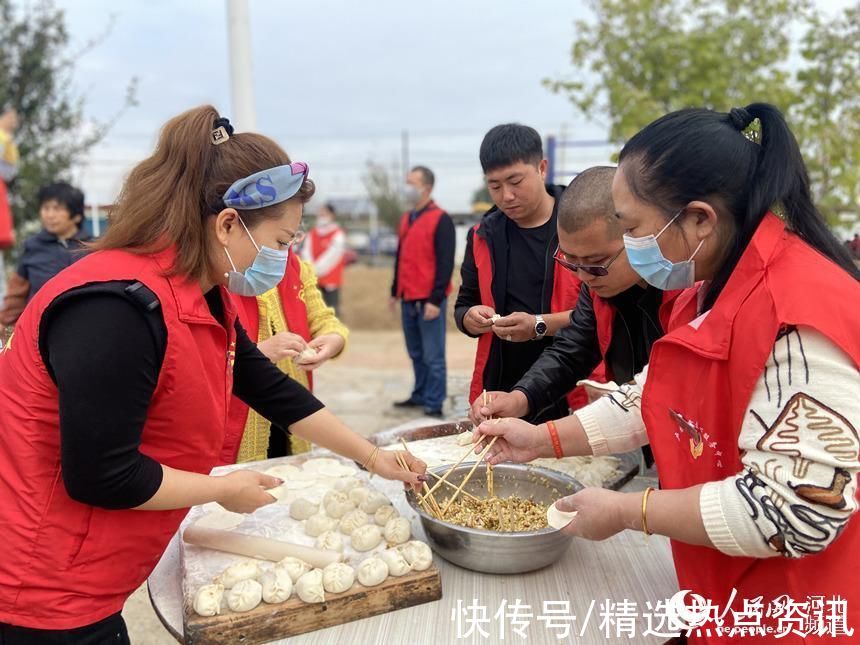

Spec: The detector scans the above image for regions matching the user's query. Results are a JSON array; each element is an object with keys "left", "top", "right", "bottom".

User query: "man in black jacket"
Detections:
[
  {"left": 455, "top": 124, "right": 580, "bottom": 423},
  {"left": 470, "top": 167, "right": 667, "bottom": 455}
]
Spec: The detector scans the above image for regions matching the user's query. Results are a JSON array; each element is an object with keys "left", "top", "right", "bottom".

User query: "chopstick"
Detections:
[
  {"left": 439, "top": 436, "right": 498, "bottom": 517},
  {"left": 398, "top": 439, "right": 443, "bottom": 517}
]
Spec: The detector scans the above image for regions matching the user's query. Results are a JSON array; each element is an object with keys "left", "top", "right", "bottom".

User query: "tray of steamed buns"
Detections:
[{"left": 179, "top": 455, "right": 441, "bottom": 644}]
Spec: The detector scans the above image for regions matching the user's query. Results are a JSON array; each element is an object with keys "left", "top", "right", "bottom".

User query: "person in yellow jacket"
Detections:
[
  {"left": 0, "top": 107, "right": 20, "bottom": 311},
  {"left": 223, "top": 252, "right": 350, "bottom": 463}
]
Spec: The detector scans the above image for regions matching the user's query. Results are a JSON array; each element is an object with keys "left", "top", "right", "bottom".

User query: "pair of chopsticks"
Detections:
[
  {"left": 395, "top": 439, "right": 443, "bottom": 518},
  {"left": 483, "top": 390, "right": 495, "bottom": 499}
]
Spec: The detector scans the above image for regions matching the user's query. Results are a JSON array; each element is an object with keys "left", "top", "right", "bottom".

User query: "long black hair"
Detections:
[{"left": 618, "top": 103, "right": 859, "bottom": 311}]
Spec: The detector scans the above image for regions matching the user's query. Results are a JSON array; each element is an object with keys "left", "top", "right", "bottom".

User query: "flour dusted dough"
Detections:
[
  {"left": 226, "top": 578, "right": 262, "bottom": 612},
  {"left": 193, "top": 583, "right": 224, "bottom": 617},
  {"left": 322, "top": 562, "right": 355, "bottom": 594}
]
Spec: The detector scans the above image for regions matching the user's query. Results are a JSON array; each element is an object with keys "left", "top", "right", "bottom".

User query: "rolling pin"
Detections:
[{"left": 182, "top": 526, "right": 342, "bottom": 569}]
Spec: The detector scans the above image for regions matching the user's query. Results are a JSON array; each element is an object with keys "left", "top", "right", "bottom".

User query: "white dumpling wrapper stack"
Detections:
[
  {"left": 322, "top": 562, "right": 355, "bottom": 594},
  {"left": 193, "top": 583, "right": 224, "bottom": 617},
  {"left": 226, "top": 578, "right": 262, "bottom": 612}
]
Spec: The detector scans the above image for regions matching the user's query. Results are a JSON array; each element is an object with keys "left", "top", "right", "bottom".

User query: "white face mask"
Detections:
[
  {"left": 403, "top": 184, "right": 421, "bottom": 206},
  {"left": 622, "top": 209, "right": 705, "bottom": 291}
]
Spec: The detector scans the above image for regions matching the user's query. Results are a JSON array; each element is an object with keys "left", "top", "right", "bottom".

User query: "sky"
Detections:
[{"left": 46, "top": 0, "right": 857, "bottom": 214}]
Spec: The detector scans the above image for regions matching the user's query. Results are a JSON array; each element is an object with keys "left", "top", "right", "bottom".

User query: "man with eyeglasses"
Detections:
[
  {"left": 471, "top": 167, "right": 675, "bottom": 461},
  {"left": 455, "top": 124, "right": 587, "bottom": 424}
]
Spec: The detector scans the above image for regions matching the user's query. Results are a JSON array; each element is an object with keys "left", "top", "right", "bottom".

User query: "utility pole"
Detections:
[
  {"left": 401, "top": 129, "right": 410, "bottom": 181},
  {"left": 226, "top": 0, "right": 257, "bottom": 131}
]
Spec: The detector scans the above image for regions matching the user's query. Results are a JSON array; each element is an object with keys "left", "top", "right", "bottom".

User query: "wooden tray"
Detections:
[
  {"left": 372, "top": 418, "right": 641, "bottom": 491},
  {"left": 184, "top": 566, "right": 441, "bottom": 644}
]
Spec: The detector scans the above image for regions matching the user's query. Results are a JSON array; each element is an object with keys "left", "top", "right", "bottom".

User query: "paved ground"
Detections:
[{"left": 123, "top": 330, "right": 478, "bottom": 643}]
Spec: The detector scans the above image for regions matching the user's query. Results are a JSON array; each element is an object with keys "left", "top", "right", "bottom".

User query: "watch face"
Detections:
[{"left": 536, "top": 321, "right": 548, "bottom": 335}]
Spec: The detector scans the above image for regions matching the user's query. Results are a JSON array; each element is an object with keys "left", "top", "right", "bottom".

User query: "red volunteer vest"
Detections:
[
  {"left": 396, "top": 202, "right": 452, "bottom": 301},
  {"left": 308, "top": 225, "right": 345, "bottom": 288},
  {"left": 642, "top": 214, "right": 860, "bottom": 644},
  {"left": 468, "top": 225, "right": 600, "bottom": 409},
  {"left": 220, "top": 252, "right": 312, "bottom": 464},
  {"left": 0, "top": 247, "right": 237, "bottom": 629},
  {"left": 0, "top": 179, "right": 15, "bottom": 249}
]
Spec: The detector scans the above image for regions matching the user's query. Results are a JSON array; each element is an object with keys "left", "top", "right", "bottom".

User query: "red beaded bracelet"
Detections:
[{"left": 546, "top": 420, "right": 564, "bottom": 459}]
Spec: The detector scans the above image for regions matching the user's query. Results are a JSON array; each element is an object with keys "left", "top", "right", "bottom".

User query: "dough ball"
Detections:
[
  {"left": 277, "top": 557, "right": 312, "bottom": 583},
  {"left": 350, "top": 524, "right": 383, "bottom": 552},
  {"left": 396, "top": 540, "right": 433, "bottom": 571},
  {"left": 379, "top": 548, "right": 412, "bottom": 577},
  {"left": 289, "top": 498, "right": 320, "bottom": 521},
  {"left": 347, "top": 486, "right": 371, "bottom": 506},
  {"left": 226, "top": 578, "right": 262, "bottom": 613},
  {"left": 295, "top": 568, "right": 325, "bottom": 604},
  {"left": 193, "top": 583, "right": 224, "bottom": 617},
  {"left": 338, "top": 509, "right": 369, "bottom": 536},
  {"left": 322, "top": 562, "right": 355, "bottom": 594},
  {"left": 305, "top": 512, "right": 339, "bottom": 537},
  {"left": 374, "top": 505, "right": 398, "bottom": 526},
  {"left": 215, "top": 559, "right": 262, "bottom": 589},
  {"left": 356, "top": 557, "right": 389, "bottom": 587},
  {"left": 314, "top": 530, "right": 344, "bottom": 553},
  {"left": 323, "top": 490, "right": 356, "bottom": 519},
  {"left": 260, "top": 567, "right": 292, "bottom": 604},
  {"left": 383, "top": 517, "right": 411, "bottom": 546},
  {"left": 359, "top": 490, "right": 389, "bottom": 514}
]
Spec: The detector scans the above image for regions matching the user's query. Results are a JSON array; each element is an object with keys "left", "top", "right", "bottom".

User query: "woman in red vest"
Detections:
[
  {"left": 477, "top": 103, "right": 859, "bottom": 643},
  {"left": 0, "top": 106, "right": 425, "bottom": 643},
  {"left": 301, "top": 202, "right": 346, "bottom": 312}
]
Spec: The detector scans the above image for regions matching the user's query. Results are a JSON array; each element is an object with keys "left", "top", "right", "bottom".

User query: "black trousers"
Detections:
[{"left": 0, "top": 613, "right": 129, "bottom": 644}]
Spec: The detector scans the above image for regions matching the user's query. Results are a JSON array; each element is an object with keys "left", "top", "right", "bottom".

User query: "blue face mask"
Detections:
[
  {"left": 224, "top": 218, "right": 288, "bottom": 296},
  {"left": 623, "top": 209, "right": 704, "bottom": 291}
]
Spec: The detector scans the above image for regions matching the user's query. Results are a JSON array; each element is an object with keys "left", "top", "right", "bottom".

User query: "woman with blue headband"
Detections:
[{"left": 0, "top": 105, "right": 426, "bottom": 642}]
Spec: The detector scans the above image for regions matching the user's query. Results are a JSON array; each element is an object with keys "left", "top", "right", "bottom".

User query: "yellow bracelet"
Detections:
[
  {"left": 641, "top": 486, "right": 655, "bottom": 536},
  {"left": 362, "top": 446, "right": 380, "bottom": 474}
]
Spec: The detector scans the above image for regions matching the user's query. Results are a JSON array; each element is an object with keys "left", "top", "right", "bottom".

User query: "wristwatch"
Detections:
[{"left": 533, "top": 314, "right": 548, "bottom": 340}]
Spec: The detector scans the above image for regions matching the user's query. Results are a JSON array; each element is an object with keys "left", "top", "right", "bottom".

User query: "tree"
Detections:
[
  {"left": 547, "top": 0, "right": 860, "bottom": 224},
  {"left": 362, "top": 161, "right": 403, "bottom": 230},
  {"left": 793, "top": 5, "right": 860, "bottom": 222},
  {"left": 0, "top": 0, "right": 136, "bottom": 238}
]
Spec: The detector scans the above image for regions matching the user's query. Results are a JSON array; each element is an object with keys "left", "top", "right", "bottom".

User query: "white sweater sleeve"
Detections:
[
  {"left": 699, "top": 326, "right": 859, "bottom": 559},
  {"left": 312, "top": 231, "right": 346, "bottom": 278},
  {"left": 573, "top": 365, "right": 650, "bottom": 455}
]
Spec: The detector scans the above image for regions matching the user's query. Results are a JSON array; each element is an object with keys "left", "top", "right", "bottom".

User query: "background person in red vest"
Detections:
[
  {"left": 301, "top": 201, "right": 346, "bottom": 313},
  {"left": 470, "top": 166, "right": 669, "bottom": 468},
  {"left": 455, "top": 123, "right": 582, "bottom": 424},
  {"left": 476, "top": 104, "right": 859, "bottom": 643},
  {"left": 390, "top": 165, "right": 455, "bottom": 418},
  {"left": 0, "top": 106, "right": 425, "bottom": 642}
]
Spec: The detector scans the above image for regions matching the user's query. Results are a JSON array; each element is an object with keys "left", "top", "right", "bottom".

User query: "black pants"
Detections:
[
  {"left": 0, "top": 613, "right": 129, "bottom": 644},
  {"left": 321, "top": 287, "right": 340, "bottom": 314}
]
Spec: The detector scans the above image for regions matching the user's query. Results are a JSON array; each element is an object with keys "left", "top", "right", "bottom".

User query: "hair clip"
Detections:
[{"left": 211, "top": 117, "right": 234, "bottom": 145}]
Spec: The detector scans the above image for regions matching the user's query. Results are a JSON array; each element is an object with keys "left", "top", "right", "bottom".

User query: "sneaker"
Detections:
[
  {"left": 424, "top": 409, "right": 444, "bottom": 419},
  {"left": 393, "top": 398, "right": 423, "bottom": 409}
]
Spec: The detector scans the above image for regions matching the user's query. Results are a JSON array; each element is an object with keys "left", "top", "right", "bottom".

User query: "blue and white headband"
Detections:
[{"left": 222, "top": 161, "right": 309, "bottom": 210}]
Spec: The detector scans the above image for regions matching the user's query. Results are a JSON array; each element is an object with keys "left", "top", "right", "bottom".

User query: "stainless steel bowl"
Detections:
[{"left": 406, "top": 462, "right": 583, "bottom": 574}]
